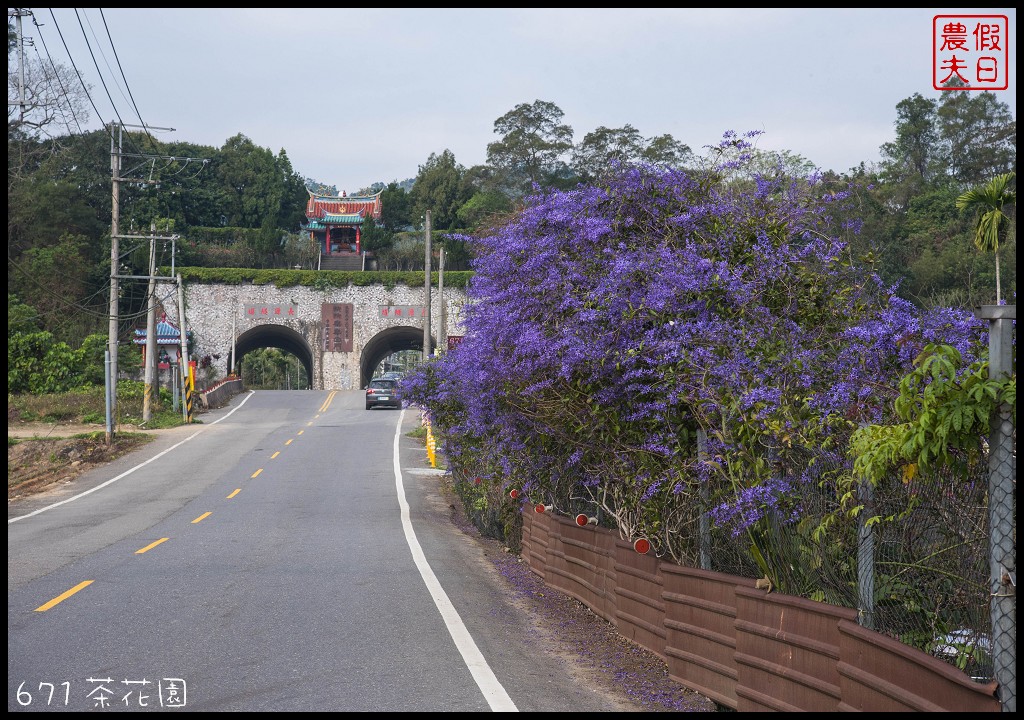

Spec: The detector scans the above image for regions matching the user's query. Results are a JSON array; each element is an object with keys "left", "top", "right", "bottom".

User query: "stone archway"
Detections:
[
  {"left": 229, "top": 324, "right": 314, "bottom": 386},
  {"left": 359, "top": 325, "right": 435, "bottom": 388}
]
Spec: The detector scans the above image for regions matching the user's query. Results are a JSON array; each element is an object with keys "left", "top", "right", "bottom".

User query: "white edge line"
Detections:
[
  {"left": 392, "top": 407, "right": 518, "bottom": 712},
  {"left": 8, "top": 391, "right": 257, "bottom": 524}
]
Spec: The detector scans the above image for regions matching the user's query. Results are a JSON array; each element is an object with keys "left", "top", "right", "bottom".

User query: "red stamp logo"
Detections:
[{"left": 934, "top": 15, "right": 1009, "bottom": 90}]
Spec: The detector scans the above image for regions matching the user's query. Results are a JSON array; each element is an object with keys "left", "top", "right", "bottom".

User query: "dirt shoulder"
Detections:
[{"left": 7, "top": 422, "right": 161, "bottom": 501}]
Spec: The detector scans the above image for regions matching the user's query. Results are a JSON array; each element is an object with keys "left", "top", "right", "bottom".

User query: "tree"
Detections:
[
  {"left": 456, "top": 190, "right": 513, "bottom": 231},
  {"left": 7, "top": 24, "right": 91, "bottom": 141},
  {"left": 572, "top": 125, "right": 692, "bottom": 183},
  {"left": 410, "top": 150, "right": 472, "bottom": 231},
  {"left": 937, "top": 90, "right": 1016, "bottom": 187},
  {"left": 879, "top": 93, "right": 941, "bottom": 206},
  {"left": 486, "top": 100, "right": 573, "bottom": 197},
  {"left": 956, "top": 172, "right": 1016, "bottom": 304},
  {"left": 216, "top": 134, "right": 306, "bottom": 231},
  {"left": 379, "top": 181, "right": 415, "bottom": 232}
]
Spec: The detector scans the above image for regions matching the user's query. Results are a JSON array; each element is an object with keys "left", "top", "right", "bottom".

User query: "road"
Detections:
[{"left": 9, "top": 390, "right": 660, "bottom": 712}]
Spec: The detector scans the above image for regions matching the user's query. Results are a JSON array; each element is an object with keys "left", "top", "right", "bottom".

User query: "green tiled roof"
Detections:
[{"left": 320, "top": 212, "right": 365, "bottom": 225}]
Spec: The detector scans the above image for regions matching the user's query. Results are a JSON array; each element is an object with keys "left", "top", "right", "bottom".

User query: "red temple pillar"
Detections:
[{"left": 355, "top": 227, "right": 361, "bottom": 255}]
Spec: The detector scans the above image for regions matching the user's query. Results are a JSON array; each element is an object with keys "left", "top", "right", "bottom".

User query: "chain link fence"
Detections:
[{"left": 442, "top": 314, "right": 1015, "bottom": 711}]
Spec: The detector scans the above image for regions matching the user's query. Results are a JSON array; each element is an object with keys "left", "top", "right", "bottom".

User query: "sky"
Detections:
[{"left": 15, "top": 8, "right": 1018, "bottom": 195}]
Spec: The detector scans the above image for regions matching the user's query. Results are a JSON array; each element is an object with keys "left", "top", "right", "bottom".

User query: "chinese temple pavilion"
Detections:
[
  {"left": 304, "top": 189, "right": 383, "bottom": 257},
  {"left": 133, "top": 315, "right": 192, "bottom": 369}
]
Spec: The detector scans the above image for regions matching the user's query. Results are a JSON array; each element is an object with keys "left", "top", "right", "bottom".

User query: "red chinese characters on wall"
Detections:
[
  {"left": 245, "top": 303, "right": 298, "bottom": 317},
  {"left": 379, "top": 305, "right": 426, "bottom": 318},
  {"left": 322, "top": 303, "right": 354, "bottom": 352},
  {"left": 934, "top": 15, "right": 1009, "bottom": 90}
]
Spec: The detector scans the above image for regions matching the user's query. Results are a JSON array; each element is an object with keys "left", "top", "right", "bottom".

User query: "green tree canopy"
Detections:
[
  {"left": 572, "top": 124, "right": 692, "bottom": 182},
  {"left": 485, "top": 99, "right": 574, "bottom": 197},
  {"left": 410, "top": 149, "right": 472, "bottom": 231}
]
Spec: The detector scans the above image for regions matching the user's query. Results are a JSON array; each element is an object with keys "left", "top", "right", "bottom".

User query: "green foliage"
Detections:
[
  {"left": 174, "top": 266, "right": 474, "bottom": 290},
  {"left": 456, "top": 191, "right": 513, "bottom": 231},
  {"left": 486, "top": 99, "right": 574, "bottom": 197},
  {"left": 8, "top": 382, "right": 186, "bottom": 428},
  {"left": 850, "top": 343, "right": 1015, "bottom": 487},
  {"left": 240, "top": 348, "right": 307, "bottom": 390},
  {"left": 8, "top": 293, "right": 40, "bottom": 334},
  {"left": 956, "top": 172, "right": 1016, "bottom": 303},
  {"left": 572, "top": 124, "right": 692, "bottom": 182},
  {"left": 8, "top": 330, "right": 83, "bottom": 394},
  {"left": 378, "top": 182, "right": 415, "bottom": 232},
  {"left": 358, "top": 218, "right": 394, "bottom": 256},
  {"left": 410, "top": 149, "right": 474, "bottom": 231}
]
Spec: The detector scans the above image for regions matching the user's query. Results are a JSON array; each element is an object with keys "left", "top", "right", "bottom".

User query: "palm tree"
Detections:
[{"left": 956, "top": 172, "right": 1015, "bottom": 304}]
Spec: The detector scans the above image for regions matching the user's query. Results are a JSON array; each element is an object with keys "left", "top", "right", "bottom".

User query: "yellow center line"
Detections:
[
  {"left": 135, "top": 538, "right": 169, "bottom": 554},
  {"left": 35, "top": 580, "right": 93, "bottom": 612},
  {"left": 307, "top": 421, "right": 313, "bottom": 426},
  {"left": 251, "top": 468, "right": 263, "bottom": 478},
  {"left": 297, "top": 430, "right": 304, "bottom": 435},
  {"left": 192, "top": 512, "right": 212, "bottom": 524},
  {"left": 285, "top": 439, "right": 293, "bottom": 445},
  {"left": 318, "top": 390, "right": 337, "bottom": 412},
  {"left": 227, "top": 488, "right": 241, "bottom": 498},
  {"left": 270, "top": 451, "right": 280, "bottom": 459}
]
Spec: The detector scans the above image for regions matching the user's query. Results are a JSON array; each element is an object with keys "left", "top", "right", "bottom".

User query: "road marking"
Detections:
[
  {"left": 318, "top": 391, "right": 337, "bottom": 413},
  {"left": 227, "top": 489, "right": 241, "bottom": 499},
  {"left": 136, "top": 538, "right": 169, "bottom": 554},
  {"left": 9, "top": 392, "right": 257, "bottom": 524},
  {"left": 191, "top": 512, "right": 212, "bottom": 524},
  {"left": 285, "top": 439, "right": 293, "bottom": 446},
  {"left": 392, "top": 409, "right": 518, "bottom": 712},
  {"left": 35, "top": 580, "right": 93, "bottom": 611},
  {"left": 270, "top": 451, "right": 280, "bottom": 459},
  {"left": 251, "top": 469, "right": 263, "bottom": 478}
]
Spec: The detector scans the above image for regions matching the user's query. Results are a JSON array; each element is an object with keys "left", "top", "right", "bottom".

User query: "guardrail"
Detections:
[{"left": 522, "top": 509, "right": 1001, "bottom": 712}]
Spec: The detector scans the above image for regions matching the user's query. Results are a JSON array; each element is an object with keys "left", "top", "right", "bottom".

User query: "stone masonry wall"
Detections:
[{"left": 153, "top": 280, "right": 467, "bottom": 391}]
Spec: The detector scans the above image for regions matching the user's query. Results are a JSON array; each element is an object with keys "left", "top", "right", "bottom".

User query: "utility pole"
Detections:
[
  {"left": 8, "top": 8, "right": 31, "bottom": 124},
  {"left": 107, "top": 122, "right": 122, "bottom": 443},
  {"left": 142, "top": 224, "right": 158, "bottom": 421},
  {"left": 423, "top": 210, "right": 432, "bottom": 361},
  {"left": 176, "top": 274, "right": 191, "bottom": 423},
  {"left": 438, "top": 245, "right": 446, "bottom": 351},
  {"left": 105, "top": 122, "right": 200, "bottom": 439}
]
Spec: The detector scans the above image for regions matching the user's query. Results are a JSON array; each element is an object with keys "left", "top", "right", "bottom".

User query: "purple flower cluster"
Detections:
[{"left": 403, "top": 131, "right": 986, "bottom": 553}]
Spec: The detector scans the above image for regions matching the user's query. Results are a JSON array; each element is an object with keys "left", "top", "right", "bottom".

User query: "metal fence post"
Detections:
[
  {"left": 975, "top": 304, "right": 1016, "bottom": 713},
  {"left": 697, "top": 429, "right": 711, "bottom": 571},
  {"left": 857, "top": 475, "right": 875, "bottom": 630}
]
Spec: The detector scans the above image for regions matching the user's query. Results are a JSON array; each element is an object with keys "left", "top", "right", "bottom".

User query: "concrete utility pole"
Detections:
[
  {"left": 176, "top": 275, "right": 190, "bottom": 423},
  {"left": 438, "top": 245, "right": 446, "bottom": 350},
  {"left": 107, "top": 123, "right": 122, "bottom": 442},
  {"left": 142, "top": 225, "right": 158, "bottom": 421},
  {"left": 8, "top": 8, "right": 30, "bottom": 124},
  {"left": 423, "top": 210, "right": 432, "bottom": 361},
  {"left": 105, "top": 122, "right": 196, "bottom": 438}
]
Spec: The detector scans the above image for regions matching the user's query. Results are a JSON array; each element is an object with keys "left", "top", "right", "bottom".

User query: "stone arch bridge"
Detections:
[{"left": 153, "top": 278, "right": 468, "bottom": 390}]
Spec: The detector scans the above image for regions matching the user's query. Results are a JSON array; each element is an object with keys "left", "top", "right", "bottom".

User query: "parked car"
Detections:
[{"left": 365, "top": 378, "right": 401, "bottom": 410}]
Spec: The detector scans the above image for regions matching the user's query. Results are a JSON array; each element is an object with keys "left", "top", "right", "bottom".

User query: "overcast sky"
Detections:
[{"left": 18, "top": 8, "right": 1017, "bottom": 194}]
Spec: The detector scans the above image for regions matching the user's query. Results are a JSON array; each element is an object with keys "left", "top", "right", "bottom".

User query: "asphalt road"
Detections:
[{"left": 8, "top": 390, "right": 655, "bottom": 712}]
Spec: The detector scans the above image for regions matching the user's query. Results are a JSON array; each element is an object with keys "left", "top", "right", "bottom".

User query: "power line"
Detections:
[
  {"left": 99, "top": 8, "right": 159, "bottom": 147},
  {"left": 73, "top": 8, "right": 142, "bottom": 155}
]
